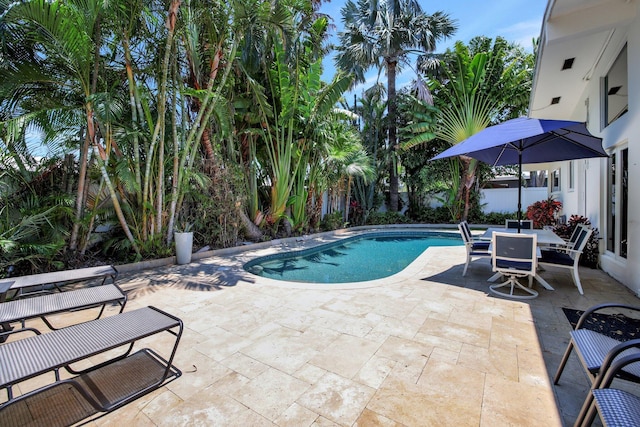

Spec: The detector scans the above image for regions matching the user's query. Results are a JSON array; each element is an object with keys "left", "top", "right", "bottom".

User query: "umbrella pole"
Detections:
[{"left": 517, "top": 149, "right": 522, "bottom": 233}]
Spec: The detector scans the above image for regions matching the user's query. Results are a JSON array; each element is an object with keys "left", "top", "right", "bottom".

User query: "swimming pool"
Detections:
[{"left": 244, "top": 231, "right": 462, "bottom": 283}]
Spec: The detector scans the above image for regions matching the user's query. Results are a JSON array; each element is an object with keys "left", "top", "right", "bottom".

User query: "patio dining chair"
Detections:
[
  {"left": 554, "top": 303, "right": 640, "bottom": 426},
  {"left": 539, "top": 225, "right": 593, "bottom": 295},
  {"left": 460, "top": 221, "right": 490, "bottom": 242},
  {"left": 542, "top": 224, "right": 585, "bottom": 252},
  {"left": 489, "top": 232, "right": 538, "bottom": 299},
  {"left": 505, "top": 219, "right": 533, "bottom": 229},
  {"left": 576, "top": 352, "right": 640, "bottom": 426},
  {"left": 458, "top": 223, "right": 491, "bottom": 276}
]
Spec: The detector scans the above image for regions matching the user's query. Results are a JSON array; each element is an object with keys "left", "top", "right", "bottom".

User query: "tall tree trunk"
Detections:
[
  {"left": 283, "top": 207, "right": 292, "bottom": 236},
  {"left": 167, "top": 58, "right": 181, "bottom": 245},
  {"left": 122, "top": 35, "right": 143, "bottom": 206},
  {"left": 237, "top": 208, "right": 263, "bottom": 240},
  {"left": 143, "top": 0, "right": 181, "bottom": 241},
  {"left": 367, "top": 120, "right": 379, "bottom": 210},
  {"left": 94, "top": 148, "right": 140, "bottom": 255},
  {"left": 345, "top": 176, "right": 352, "bottom": 222},
  {"left": 458, "top": 155, "right": 477, "bottom": 221},
  {"left": 387, "top": 59, "right": 399, "bottom": 212},
  {"left": 70, "top": 15, "right": 102, "bottom": 251},
  {"left": 198, "top": 48, "right": 223, "bottom": 160},
  {"left": 69, "top": 128, "right": 90, "bottom": 250}
]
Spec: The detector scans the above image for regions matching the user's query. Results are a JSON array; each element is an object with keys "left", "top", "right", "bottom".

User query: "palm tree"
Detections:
[
  {"left": 335, "top": 0, "right": 456, "bottom": 212},
  {"left": 412, "top": 37, "right": 534, "bottom": 221},
  {"left": 0, "top": 0, "right": 141, "bottom": 254},
  {"left": 341, "top": 149, "right": 374, "bottom": 223},
  {"left": 359, "top": 83, "right": 387, "bottom": 214}
]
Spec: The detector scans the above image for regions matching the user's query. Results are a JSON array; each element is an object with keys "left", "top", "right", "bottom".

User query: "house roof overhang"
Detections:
[{"left": 529, "top": 0, "right": 636, "bottom": 121}]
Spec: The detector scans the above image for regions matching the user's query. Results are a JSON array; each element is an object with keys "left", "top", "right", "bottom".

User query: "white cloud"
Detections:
[{"left": 497, "top": 19, "right": 542, "bottom": 50}]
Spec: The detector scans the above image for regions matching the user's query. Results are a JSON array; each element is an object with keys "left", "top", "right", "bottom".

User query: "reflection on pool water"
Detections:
[{"left": 244, "top": 231, "right": 462, "bottom": 283}]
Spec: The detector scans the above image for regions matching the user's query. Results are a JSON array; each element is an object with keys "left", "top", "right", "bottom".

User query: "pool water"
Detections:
[{"left": 244, "top": 232, "right": 462, "bottom": 283}]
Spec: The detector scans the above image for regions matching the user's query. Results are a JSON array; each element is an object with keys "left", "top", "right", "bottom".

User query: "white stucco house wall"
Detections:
[{"left": 530, "top": 0, "right": 638, "bottom": 295}]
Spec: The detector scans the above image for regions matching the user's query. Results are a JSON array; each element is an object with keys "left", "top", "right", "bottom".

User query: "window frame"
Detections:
[
  {"left": 568, "top": 161, "right": 575, "bottom": 191},
  {"left": 606, "top": 144, "right": 628, "bottom": 259},
  {"left": 602, "top": 44, "right": 628, "bottom": 128},
  {"left": 551, "top": 169, "right": 561, "bottom": 193}
]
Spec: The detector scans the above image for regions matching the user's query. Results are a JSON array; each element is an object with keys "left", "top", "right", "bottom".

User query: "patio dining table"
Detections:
[{"left": 482, "top": 227, "right": 566, "bottom": 291}]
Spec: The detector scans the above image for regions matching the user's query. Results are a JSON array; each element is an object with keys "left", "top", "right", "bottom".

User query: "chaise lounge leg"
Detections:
[{"left": 554, "top": 340, "right": 574, "bottom": 384}]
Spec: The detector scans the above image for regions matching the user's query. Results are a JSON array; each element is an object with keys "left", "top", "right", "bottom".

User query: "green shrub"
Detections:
[
  {"left": 319, "top": 212, "right": 344, "bottom": 231},
  {"left": 409, "top": 206, "right": 452, "bottom": 223},
  {"left": 480, "top": 211, "right": 519, "bottom": 226},
  {"left": 365, "top": 211, "right": 411, "bottom": 225}
]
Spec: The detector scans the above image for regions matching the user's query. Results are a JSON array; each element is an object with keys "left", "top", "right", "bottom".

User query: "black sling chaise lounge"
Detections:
[
  {"left": 0, "top": 306, "right": 182, "bottom": 426},
  {"left": 0, "top": 266, "right": 126, "bottom": 337}
]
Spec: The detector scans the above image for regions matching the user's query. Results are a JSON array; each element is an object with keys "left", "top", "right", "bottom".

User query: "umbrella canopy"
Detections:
[{"left": 431, "top": 117, "right": 607, "bottom": 227}]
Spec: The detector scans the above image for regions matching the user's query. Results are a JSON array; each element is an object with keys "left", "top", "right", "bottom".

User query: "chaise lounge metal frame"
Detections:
[
  {"left": 0, "top": 265, "right": 126, "bottom": 338},
  {"left": 0, "top": 306, "right": 183, "bottom": 425}
]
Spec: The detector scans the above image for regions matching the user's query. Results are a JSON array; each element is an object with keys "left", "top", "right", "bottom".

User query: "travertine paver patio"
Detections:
[{"left": 5, "top": 229, "right": 640, "bottom": 426}]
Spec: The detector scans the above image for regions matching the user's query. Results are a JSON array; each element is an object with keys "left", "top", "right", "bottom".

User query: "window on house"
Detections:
[
  {"left": 569, "top": 161, "right": 574, "bottom": 190},
  {"left": 527, "top": 170, "right": 547, "bottom": 187},
  {"left": 551, "top": 169, "right": 560, "bottom": 192},
  {"left": 607, "top": 154, "right": 615, "bottom": 252},
  {"left": 621, "top": 149, "right": 628, "bottom": 258},
  {"left": 604, "top": 44, "right": 628, "bottom": 127},
  {"left": 606, "top": 147, "right": 628, "bottom": 258}
]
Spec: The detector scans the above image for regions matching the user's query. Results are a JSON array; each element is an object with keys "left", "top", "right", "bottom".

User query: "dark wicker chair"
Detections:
[
  {"left": 575, "top": 351, "right": 640, "bottom": 426},
  {"left": 554, "top": 303, "right": 640, "bottom": 425}
]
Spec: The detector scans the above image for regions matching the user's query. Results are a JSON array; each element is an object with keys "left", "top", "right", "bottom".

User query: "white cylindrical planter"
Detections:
[{"left": 174, "top": 232, "right": 193, "bottom": 265}]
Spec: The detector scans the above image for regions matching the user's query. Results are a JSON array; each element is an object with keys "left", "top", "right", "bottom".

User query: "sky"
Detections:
[{"left": 318, "top": 0, "right": 549, "bottom": 100}]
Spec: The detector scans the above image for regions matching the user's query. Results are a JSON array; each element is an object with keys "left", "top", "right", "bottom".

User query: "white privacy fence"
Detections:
[
  {"left": 323, "top": 187, "right": 550, "bottom": 216},
  {"left": 425, "top": 187, "right": 549, "bottom": 213},
  {"left": 479, "top": 187, "right": 549, "bottom": 213}
]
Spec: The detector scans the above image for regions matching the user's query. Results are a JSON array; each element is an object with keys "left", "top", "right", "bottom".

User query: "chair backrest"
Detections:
[
  {"left": 461, "top": 221, "right": 472, "bottom": 239},
  {"left": 570, "top": 226, "right": 593, "bottom": 260},
  {"left": 565, "top": 224, "right": 585, "bottom": 249},
  {"left": 458, "top": 222, "right": 471, "bottom": 245},
  {"left": 492, "top": 232, "right": 537, "bottom": 276},
  {"left": 505, "top": 219, "right": 533, "bottom": 229}
]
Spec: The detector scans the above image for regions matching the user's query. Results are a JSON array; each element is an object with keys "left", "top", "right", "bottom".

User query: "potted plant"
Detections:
[{"left": 174, "top": 222, "right": 193, "bottom": 265}]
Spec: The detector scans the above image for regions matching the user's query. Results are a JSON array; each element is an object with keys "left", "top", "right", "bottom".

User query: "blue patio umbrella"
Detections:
[{"left": 431, "top": 117, "right": 607, "bottom": 228}]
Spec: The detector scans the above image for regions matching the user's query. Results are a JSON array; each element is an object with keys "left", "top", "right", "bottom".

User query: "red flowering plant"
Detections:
[{"left": 526, "top": 197, "right": 562, "bottom": 228}]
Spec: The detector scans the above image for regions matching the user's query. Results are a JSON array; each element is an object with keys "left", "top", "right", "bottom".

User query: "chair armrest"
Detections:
[
  {"left": 466, "top": 236, "right": 488, "bottom": 243},
  {"left": 557, "top": 248, "right": 586, "bottom": 258},
  {"left": 539, "top": 243, "right": 571, "bottom": 252},
  {"left": 576, "top": 303, "right": 640, "bottom": 329},
  {"left": 594, "top": 343, "right": 640, "bottom": 389},
  {"left": 599, "top": 338, "right": 640, "bottom": 379}
]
